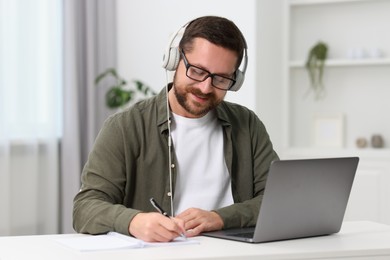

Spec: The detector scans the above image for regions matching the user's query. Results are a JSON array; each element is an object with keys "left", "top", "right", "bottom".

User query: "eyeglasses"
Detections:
[{"left": 180, "top": 50, "right": 236, "bottom": 91}]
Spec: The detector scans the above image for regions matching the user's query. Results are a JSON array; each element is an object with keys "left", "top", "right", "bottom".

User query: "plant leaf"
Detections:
[
  {"left": 105, "top": 87, "right": 134, "bottom": 108},
  {"left": 95, "top": 68, "right": 120, "bottom": 85},
  {"left": 133, "top": 80, "right": 156, "bottom": 96}
]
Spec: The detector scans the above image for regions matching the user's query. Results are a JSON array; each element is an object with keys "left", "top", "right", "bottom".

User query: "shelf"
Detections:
[
  {"left": 289, "top": 58, "right": 390, "bottom": 68},
  {"left": 281, "top": 147, "right": 390, "bottom": 161},
  {"left": 289, "top": 0, "right": 378, "bottom": 6}
]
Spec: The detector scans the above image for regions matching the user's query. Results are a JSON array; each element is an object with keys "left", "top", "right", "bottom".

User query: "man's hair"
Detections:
[{"left": 179, "top": 16, "right": 246, "bottom": 70}]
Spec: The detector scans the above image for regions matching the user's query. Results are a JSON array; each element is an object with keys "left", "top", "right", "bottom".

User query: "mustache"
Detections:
[{"left": 189, "top": 87, "right": 215, "bottom": 99}]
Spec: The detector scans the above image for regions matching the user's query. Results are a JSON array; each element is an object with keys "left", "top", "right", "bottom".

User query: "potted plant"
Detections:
[
  {"left": 305, "top": 41, "right": 328, "bottom": 100},
  {"left": 95, "top": 68, "right": 156, "bottom": 109}
]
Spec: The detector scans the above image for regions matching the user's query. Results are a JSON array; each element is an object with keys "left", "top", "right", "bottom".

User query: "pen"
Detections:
[
  {"left": 150, "top": 197, "right": 169, "bottom": 217},
  {"left": 149, "top": 197, "right": 186, "bottom": 239}
]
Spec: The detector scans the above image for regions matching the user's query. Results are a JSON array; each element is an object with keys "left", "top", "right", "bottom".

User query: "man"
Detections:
[{"left": 73, "top": 16, "right": 278, "bottom": 242}]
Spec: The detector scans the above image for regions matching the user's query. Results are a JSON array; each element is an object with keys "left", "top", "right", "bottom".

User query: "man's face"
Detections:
[{"left": 169, "top": 38, "right": 238, "bottom": 118}]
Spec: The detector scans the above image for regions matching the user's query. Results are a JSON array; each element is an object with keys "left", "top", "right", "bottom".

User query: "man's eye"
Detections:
[
  {"left": 214, "top": 76, "right": 228, "bottom": 84},
  {"left": 191, "top": 67, "right": 207, "bottom": 76}
]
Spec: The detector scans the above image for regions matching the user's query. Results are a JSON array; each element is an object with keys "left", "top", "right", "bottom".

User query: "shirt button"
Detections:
[
  {"left": 167, "top": 192, "right": 172, "bottom": 197},
  {"left": 171, "top": 163, "right": 175, "bottom": 168}
]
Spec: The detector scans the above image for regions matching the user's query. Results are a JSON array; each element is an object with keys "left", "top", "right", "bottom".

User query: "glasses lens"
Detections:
[
  {"left": 187, "top": 66, "right": 208, "bottom": 81},
  {"left": 212, "top": 75, "right": 234, "bottom": 90}
]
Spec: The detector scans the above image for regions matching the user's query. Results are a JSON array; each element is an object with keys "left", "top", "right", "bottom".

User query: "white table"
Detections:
[{"left": 1, "top": 221, "right": 390, "bottom": 260}]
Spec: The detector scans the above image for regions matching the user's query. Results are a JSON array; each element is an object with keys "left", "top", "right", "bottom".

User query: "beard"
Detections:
[{"left": 173, "top": 78, "right": 223, "bottom": 117}]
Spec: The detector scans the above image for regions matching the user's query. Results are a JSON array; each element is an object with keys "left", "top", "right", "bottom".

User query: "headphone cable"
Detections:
[{"left": 165, "top": 71, "right": 174, "bottom": 217}]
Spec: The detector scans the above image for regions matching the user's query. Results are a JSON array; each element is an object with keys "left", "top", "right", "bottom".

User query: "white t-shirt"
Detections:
[{"left": 171, "top": 110, "right": 234, "bottom": 216}]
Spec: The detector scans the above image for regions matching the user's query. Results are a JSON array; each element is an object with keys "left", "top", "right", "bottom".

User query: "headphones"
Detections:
[{"left": 162, "top": 22, "right": 248, "bottom": 92}]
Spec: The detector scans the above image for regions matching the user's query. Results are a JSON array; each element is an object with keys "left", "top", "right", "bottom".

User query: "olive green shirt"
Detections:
[{"left": 73, "top": 87, "right": 279, "bottom": 235}]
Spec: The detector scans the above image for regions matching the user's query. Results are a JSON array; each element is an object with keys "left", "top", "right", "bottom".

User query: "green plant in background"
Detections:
[
  {"left": 305, "top": 42, "right": 328, "bottom": 100},
  {"left": 95, "top": 68, "right": 156, "bottom": 109}
]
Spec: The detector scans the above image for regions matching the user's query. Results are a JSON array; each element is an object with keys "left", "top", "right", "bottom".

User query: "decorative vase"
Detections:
[
  {"left": 371, "top": 134, "right": 384, "bottom": 148},
  {"left": 356, "top": 137, "right": 368, "bottom": 148}
]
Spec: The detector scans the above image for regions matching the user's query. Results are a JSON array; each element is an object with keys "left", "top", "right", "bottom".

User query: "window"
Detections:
[{"left": 0, "top": 0, "right": 62, "bottom": 140}]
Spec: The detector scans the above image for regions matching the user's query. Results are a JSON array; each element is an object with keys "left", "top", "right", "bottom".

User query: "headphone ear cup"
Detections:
[
  {"left": 162, "top": 24, "right": 187, "bottom": 71},
  {"left": 162, "top": 47, "right": 180, "bottom": 71},
  {"left": 230, "top": 70, "right": 244, "bottom": 91}
]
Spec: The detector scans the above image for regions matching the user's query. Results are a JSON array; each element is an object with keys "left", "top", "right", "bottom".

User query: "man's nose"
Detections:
[{"left": 197, "top": 76, "right": 214, "bottom": 93}]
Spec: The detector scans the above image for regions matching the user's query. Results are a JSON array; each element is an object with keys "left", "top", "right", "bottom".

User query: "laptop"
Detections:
[{"left": 203, "top": 157, "right": 359, "bottom": 243}]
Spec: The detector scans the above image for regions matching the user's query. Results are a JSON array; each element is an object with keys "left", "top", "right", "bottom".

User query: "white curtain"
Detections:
[
  {"left": 61, "top": 0, "right": 117, "bottom": 233},
  {"left": 0, "top": 0, "right": 62, "bottom": 235}
]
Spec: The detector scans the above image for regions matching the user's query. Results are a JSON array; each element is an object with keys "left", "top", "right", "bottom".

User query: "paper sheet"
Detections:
[{"left": 53, "top": 232, "right": 199, "bottom": 252}]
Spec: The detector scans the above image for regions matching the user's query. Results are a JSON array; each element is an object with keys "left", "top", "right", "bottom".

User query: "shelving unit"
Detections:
[
  {"left": 282, "top": 0, "right": 390, "bottom": 224},
  {"left": 289, "top": 58, "right": 390, "bottom": 68},
  {"left": 289, "top": 0, "right": 373, "bottom": 6},
  {"left": 283, "top": 0, "right": 390, "bottom": 153}
]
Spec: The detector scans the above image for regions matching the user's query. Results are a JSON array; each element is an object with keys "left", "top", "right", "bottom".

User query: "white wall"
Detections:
[{"left": 256, "top": 1, "right": 283, "bottom": 152}]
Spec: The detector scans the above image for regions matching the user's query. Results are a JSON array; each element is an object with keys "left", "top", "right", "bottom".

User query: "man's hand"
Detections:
[
  {"left": 176, "top": 208, "right": 224, "bottom": 237},
  {"left": 129, "top": 212, "right": 186, "bottom": 242}
]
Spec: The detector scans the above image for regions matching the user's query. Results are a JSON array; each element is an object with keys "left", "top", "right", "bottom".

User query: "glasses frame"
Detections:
[{"left": 180, "top": 50, "right": 236, "bottom": 91}]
